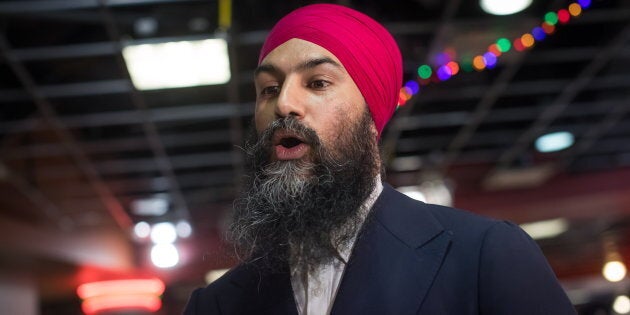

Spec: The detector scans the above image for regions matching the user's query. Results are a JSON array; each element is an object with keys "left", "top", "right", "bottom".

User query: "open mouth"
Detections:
[
  {"left": 279, "top": 137, "right": 303, "bottom": 148},
  {"left": 271, "top": 131, "right": 309, "bottom": 160}
]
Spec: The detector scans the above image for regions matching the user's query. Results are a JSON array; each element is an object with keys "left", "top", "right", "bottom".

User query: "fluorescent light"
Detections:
[
  {"left": 480, "top": 0, "right": 532, "bottom": 15},
  {"left": 535, "top": 131, "right": 575, "bottom": 153},
  {"left": 520, "top": 218, "right": 569, "bottom": 240},
  {"left": 131, "top": 196, "right": 168, "bottom": 216},
  {"left": 123, "top": 38, "right": 230, "bottom": 90}
]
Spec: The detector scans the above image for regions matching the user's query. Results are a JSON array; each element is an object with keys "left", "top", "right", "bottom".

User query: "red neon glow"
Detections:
[
  {"left": 82, "top": 294, "right": 162, "bottom": 314},
  {"left": 77, "top": 278, "right": 165, "bottom": 299}
]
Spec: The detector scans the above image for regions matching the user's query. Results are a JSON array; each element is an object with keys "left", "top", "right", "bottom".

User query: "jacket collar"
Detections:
[
  {"left": 221, "top": 183, "right": 451, "bottom": 314},
  {"left": 373, "top": 183, "right": 446, "bottom": 248},
  {"left": 331, "top": 183, "right": 452, "bottom": 314}
]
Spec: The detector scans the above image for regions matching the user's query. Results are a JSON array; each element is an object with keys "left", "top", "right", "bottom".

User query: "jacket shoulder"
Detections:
[{"left": 183, "top": 265, "right": 251, "bottom": 314}]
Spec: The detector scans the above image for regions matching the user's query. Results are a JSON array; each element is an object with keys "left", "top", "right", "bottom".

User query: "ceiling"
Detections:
[{"left": 0, "top": 0, "right": 629, "bottom": 313}]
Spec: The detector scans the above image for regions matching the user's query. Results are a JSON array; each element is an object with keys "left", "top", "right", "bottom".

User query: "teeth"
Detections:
[{"left": 280, "top": 137, "right": 302, "bottom": 148}]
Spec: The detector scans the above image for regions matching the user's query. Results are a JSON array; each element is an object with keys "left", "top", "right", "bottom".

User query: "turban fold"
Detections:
[{"left": 259, "top": 4, "right": 403, "bottom": 136}]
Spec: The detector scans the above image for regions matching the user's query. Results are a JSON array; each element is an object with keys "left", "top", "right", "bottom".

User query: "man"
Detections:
[{"left": 185, "top": 4, "right": 576, "bottom": 314}]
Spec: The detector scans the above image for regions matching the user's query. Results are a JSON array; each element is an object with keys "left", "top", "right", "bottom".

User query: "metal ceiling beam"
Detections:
[
  {"left": 397, "top": 98, "right": 626, "bottom": 133},
  {"left": 5, "top": 6, "right": 629, "bottom": 61},
  {"left": 0, "top": 34, "right": 133, "bottom": 231},
  {"left": 224, "top": 25, "right": 246, "bottom": 201},
  {"left": 0, "top": 0, "right": 204, "bottom": 13},
  {"left": 32, "top": 151, "right": 236, "bottom": 179},
  {"left": 1, "top": 47, "right": 628, "bottom": 103},
  {"left": 107, "top": 170, "right": 235, "bottom": 193},
  {"left": 381, "top": 0, "right": 460, "bottom": 161},
  {"left": 492, "top": 24, "right": 630, "bottom": 170},
  {"left": 561, "top": 95, "right": 630, "bottom": 167},
  {"left": 441, "top": 51, "right": 547, "bottom": 169},
  {"left": 1, "top": 165, "right": 68, "bottom": 229},
  {"left": 0, "top": 102, "right": 254, "bottom": 134},
  {"left": 43, "top": 169, "right": 236, "bottom": 197},
  {"left": 397, "top": 73, "right": 630, "bottom": 103},
  {"left": 11, "top": 42, "right": 118, "bottom": 61},
  {"left": 0, "top": 79, "right": 130, "bottom": 102},
  {"left": 396, "top": 122, "right": 614, "bottom": 154},
  {"left": 97, "top": 0, "right": 193, "bottom": 220},
  {"left": 4, "top": 129, "right": 232, "bottom": 159}
]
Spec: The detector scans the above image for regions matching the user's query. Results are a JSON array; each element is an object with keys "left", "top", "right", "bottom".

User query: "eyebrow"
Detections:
[{"left": 254, "top": 57, "right": 342, "bottom": 77}]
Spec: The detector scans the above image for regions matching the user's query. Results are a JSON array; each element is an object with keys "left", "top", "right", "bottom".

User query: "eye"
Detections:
[
  {"left": 260, "top": 85, "right": 279, "bottom": 96},
  {"left": 308, "top": 80, "right": 331, "bottom": 90}
]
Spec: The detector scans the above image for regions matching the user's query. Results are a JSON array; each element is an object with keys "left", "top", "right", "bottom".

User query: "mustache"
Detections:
[{"left": 254, "top": 116, "right": 321, "bottom": 156}]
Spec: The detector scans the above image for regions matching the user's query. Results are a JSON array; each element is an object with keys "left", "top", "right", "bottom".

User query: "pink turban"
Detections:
[{"left": 258, "top": 4, "right": 403, "bottom": 136}]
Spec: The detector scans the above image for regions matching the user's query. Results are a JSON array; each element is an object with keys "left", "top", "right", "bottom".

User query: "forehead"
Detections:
[{"left": 259, "top": 38, "right": 344, "bottom": 69}]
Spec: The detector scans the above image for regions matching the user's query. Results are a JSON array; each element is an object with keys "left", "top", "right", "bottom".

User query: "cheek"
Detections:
[{"left": 254, "top": 103, "right": 273, "bottom": 132}]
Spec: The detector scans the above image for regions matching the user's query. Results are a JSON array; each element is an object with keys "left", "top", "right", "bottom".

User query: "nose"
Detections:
[{"left": 274, "top": 78, "right": 305, "bottom": 119}]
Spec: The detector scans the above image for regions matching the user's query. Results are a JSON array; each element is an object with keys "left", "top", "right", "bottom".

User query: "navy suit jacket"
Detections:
[{"left": 184, "top": 184, "right": 576, "bottom": 314}]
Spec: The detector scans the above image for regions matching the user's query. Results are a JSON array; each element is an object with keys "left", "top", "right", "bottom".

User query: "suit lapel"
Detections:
[{"left": 332, "top": 184, "right": 452, "bottom": 314}]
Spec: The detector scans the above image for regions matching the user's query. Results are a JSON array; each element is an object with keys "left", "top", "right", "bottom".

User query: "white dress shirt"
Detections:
[{"left": 290, "top": 178, "right": 383, "bottom": 315}]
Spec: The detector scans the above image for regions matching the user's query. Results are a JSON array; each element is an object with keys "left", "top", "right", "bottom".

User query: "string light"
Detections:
[
  {"left": 568, "top": 3, "right": 582, "bottom": 16},
  {"left": 472, "top": 55, "right": 486, "bottom": 71},
  {"left": 513, "top": 38, "right": 525, "bottom": 52},
  {"left": 461, "top": 58, "right": 474, "bottom": 72},
  {"left": 557, "top": 9, "right": 571, "bottom": 24},
  {"left": 542, "top": 21, "right": 556, "bottom": 34},
  {"left": 521, "top": 33, "right": 535, "bottom": 49},
  {"left": 436, "top": 65, "right": 453, "bottom": 80},
  {"left": 577, "top": 0, "right": 591, "bottom": 9},
  {"left": 544, "top": 11, "right": 559, "bottom": 25},
  {"left": 488, "top": 43, "right": 502, "bottom": 56},
  {"left": 397, "top": 1, "right": 590, "bottom": 106},
  {"left": 404, "top": 80, "right": 420, "bottom": 94},
  {"left": 446, "top": 61, "right": 460, "bottom": 76},
  {"left": 417, "top": 64, "right": 432, "bottom": 79},
  {"left": 496, "top": 38, "right": 511, "bottom": 52},
  {"left": 531, "top": 26, "right": 547, "bottom": 41},
  {"left": 483, "top": 52, "right": 498, "bottom": 68}
]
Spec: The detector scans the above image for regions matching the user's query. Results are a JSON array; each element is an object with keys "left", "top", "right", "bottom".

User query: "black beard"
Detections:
[{"left": 228, "top": 110, "right": 380, "bottom": 273}]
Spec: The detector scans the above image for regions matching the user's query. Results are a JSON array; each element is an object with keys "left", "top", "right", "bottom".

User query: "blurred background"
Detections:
[{"left": 0, "top": 0, "right": 629, "bottom": 314}]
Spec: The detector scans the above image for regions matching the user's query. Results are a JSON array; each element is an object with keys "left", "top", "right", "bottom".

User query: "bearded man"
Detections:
[{"left": 184, "top": 4, "right": 575, "bottom": 315}]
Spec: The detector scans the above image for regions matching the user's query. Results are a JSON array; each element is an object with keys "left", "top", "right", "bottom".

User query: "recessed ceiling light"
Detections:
[
  {"left": 614, "top": 295, "right": 630, "bottom": 314},
  {"left": 151, "top": 243, "right": 179, "bottom": 268},
  {"left": 150, "top": 222, "right": 177, "bottom": 244},
  {"left": 535, "top": 131, "right": 575, "bottom": 153},
  {"left": 480, "top": 0, "right": 532, "bottom": 15}
]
